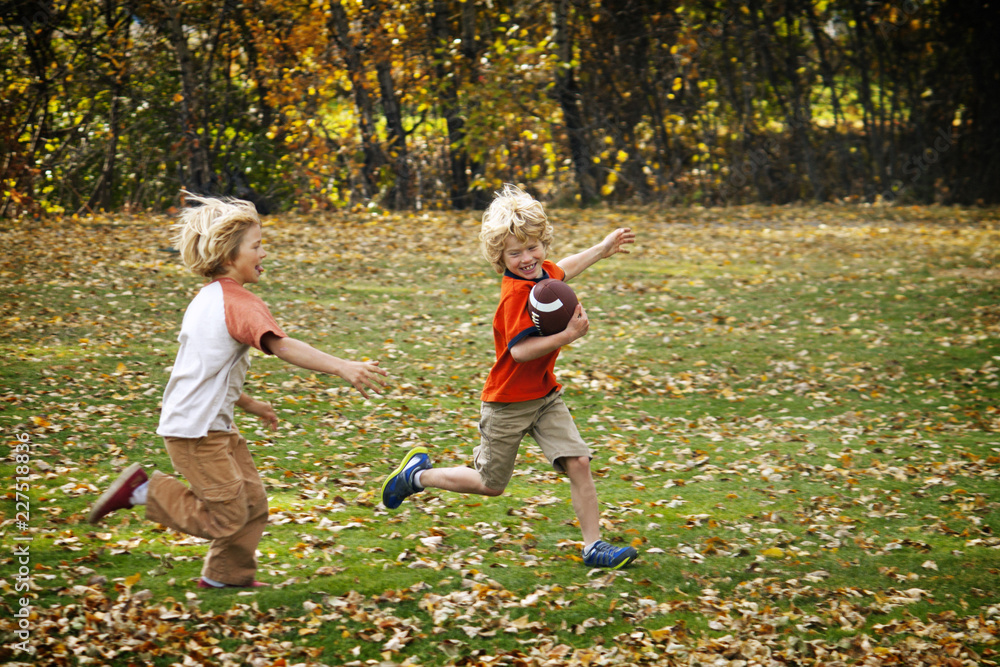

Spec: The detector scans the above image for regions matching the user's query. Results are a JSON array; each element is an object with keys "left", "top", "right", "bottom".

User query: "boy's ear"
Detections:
[{"left": 216, "top": 256, "right": 235, "bottom": 276}]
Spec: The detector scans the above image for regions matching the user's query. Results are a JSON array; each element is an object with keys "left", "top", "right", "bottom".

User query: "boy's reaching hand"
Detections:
[
  {"left": 558, "top": 227, "right": 636, "bottom": 282},
  {"left": 342, "top": 359, "right": 389, "bottom": 399},
  {"left": 263, "top": 334, "right": 389, "bottom": 399},
  {"left": 599, "top": 227, "right": 636, "bottom": 259}
]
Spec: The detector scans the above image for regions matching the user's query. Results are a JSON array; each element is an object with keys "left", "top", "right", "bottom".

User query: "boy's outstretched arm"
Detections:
[
  {"left": 262, "top": 333, "right": 388, "bottom": 398},
  {"left": 557, "top": 227, "right": 635, "bottom": 282}
]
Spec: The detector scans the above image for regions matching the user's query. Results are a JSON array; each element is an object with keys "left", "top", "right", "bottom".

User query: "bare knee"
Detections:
[
  {"left": 482, "top": 485, "right": 505, "bottom": 497},
  {"left": 561, "top": 455, "right": 592, "bottom": 477}
]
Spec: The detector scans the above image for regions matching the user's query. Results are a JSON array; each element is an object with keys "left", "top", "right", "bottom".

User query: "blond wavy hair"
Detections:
[
  {"left": 479, "top": 184, "right": 553, "bottom": 274},
  {"left": 172, "top": 192, "right": 261, "bottom": 278}
]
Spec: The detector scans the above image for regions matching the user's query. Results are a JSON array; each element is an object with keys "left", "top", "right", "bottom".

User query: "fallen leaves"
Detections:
[{"left": 2, "top": 207, "right": 999, "bottom": 664}]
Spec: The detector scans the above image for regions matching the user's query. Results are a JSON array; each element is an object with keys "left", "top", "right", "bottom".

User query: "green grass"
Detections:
[{"left": 1, "top": 205, "right": 998, "bottom": 665}]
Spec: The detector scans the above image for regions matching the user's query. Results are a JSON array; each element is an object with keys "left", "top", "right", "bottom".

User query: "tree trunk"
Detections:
[
  {"left": 847, "top": 0, "right": 884, "bottom": 200},
  {"left": 0, "top": 0, "right": 56, "bottom": 216},
  {"left": 460, "top": 0, "right": 488, "bottom": 209},
  {"left": 749, "top": 1, "right": 823, "bottom": 201},
  {"left": 803, "top": 0, "right": 851, "bottom": 197},
  {"left": 161, "top": 1, "right": 216, "bottom": 193},
  {"left": 426, "top": 0, "right": 470, "bottom": 209},
  {"left": 364, "top": 0, "right": 412, "bottom": 210},
  {"left": 232, "top": 1, "right": 273, "bottom": 129},
  {"left": 327, "top": 0, "right": 383, "bottom": 199},
  {"left": 375, "top": 58, "right": 413, "bottom": 209},
  {"left": 83, "top": 0, "right": 131, "bottom": 213},
  {"left": 553, "top": 0, "right": 596, "bottom": 205}
]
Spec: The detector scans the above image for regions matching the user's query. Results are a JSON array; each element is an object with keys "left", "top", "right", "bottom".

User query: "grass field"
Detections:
[{"left": 1, "top": 204, "right": 998, "bottom": 666}]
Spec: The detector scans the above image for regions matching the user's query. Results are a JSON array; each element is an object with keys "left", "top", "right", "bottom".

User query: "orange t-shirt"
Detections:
[{"left": 480, "top": 261, "right": 565, "bottom": 403}]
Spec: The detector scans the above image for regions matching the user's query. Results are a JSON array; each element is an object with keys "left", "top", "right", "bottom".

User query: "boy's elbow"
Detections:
[
  {"left": 263, "top": 333, "right": 290, "bottom": 358},
  {"left": 509, "top": 342, "right": 535, "bottom": 363}
]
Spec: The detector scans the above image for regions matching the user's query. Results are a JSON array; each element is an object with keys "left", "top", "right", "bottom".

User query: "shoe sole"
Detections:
[
  {"left": 87, "top": 462, "right": 143, "bottom": 524},
  {"left": 380, "top": 446, "right": 429, "bottom": 509},
  {"left": 587, "top": 550, "right": 639, "bottom": 570},
  {"left": 610, "top": 552, "right": 638, "bottom": 570}
]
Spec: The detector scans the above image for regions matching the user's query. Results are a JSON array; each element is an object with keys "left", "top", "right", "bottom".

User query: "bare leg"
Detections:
[
  {"left": 562, "top": 455, "right": 600, "bottom": 547},
  {"left": 419, "top": 466, "right": 503, "bottom": 497}
]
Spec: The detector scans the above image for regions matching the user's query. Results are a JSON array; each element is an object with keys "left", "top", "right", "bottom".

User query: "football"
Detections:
[{"left": 528, "top": 279, "right": 579, "bottom": 336}]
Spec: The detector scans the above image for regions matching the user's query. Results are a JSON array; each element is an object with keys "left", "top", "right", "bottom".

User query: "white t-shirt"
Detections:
[{"left": 157, "top": 277, "right": 286, "bottom": 438}]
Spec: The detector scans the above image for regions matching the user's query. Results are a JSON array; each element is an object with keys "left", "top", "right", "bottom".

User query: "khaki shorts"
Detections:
[{"left": 473, "top": 389, "right": 592, "bottom": 491}]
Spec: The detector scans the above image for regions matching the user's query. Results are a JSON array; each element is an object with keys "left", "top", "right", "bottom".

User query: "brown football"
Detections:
[{"left": 527, "top": 279, "right": 579, "bottom": 336}]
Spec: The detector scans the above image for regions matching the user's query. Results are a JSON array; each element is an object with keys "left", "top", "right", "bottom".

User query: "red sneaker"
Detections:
[
  {"left": 197, "top": 578, "right": 269, "bottom": 589},
  {"left": 87, "top": 463, "right": 148, "bottom": 524}
]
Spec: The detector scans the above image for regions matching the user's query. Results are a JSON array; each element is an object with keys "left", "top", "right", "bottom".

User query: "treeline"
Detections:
[{"left": 2, "top": 0, "right": 998, "bottom": 217}]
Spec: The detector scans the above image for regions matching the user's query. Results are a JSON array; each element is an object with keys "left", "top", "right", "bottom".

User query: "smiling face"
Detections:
[
  {"left": 220, "top": 224, "right": 266, "bottom": 285},
  {"left": 502, "top": 233, "right": 546, "bottom": 280}
]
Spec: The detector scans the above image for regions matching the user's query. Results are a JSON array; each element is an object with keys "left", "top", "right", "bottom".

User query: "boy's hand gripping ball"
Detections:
[{"left": 528, "top": 279, "right": 579, "bottom": 336}]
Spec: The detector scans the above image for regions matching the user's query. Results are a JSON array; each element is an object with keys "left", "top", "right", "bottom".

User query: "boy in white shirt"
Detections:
[{"left": 88, "top": 193, "right": 388, "bottom": 588}]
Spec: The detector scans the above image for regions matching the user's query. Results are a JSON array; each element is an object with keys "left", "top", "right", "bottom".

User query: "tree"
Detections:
[
  {"left": 3, "top": 0, "right": 999, "bottom": 216},
  {"left": 552, "top": 0, "right": 596, "bottom": 204}
]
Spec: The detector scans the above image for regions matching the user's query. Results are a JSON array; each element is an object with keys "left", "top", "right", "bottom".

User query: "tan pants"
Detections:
[
  {"left": 475, "top": 389, "right": 592, "bottom": 491},
  {"left": 146, "top": 430, "right": 268, "bottom": 586}
]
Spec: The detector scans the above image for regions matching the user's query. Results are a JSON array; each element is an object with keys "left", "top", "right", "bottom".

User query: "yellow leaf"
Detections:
[
  {"left": 124, "top": 573, "right": 141, "bottom": 587},
  {"left": 762, "top": 547, "right": 785, "bottom": 558},
  {"left": 31, "top": 416, "right": 51, "bottom": 428}
]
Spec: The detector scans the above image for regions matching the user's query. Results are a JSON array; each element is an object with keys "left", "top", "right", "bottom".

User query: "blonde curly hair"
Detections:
[
  {"left": 172, "top": 192, "right": 261, "bottom": 278},
  {"left": 479, "top": 184, "right": 553, "bottom": 274}
]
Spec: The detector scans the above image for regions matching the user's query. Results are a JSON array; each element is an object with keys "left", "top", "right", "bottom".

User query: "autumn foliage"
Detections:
[{"left": 2, "top": 0, "right": 999, "bottom": 218}]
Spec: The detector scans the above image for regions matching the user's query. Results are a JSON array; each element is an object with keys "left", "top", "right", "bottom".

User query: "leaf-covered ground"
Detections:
[{"left": 1, "top": 204, "right": 998, "bottom": 666}]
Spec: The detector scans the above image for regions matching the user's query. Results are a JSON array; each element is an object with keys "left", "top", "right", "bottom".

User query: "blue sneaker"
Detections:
[
  {"left": 381, "top": 446, "right": 432, "bottom": 509},
  {"left": 583, "top": 540, "right": 638, "bottom": 569}
]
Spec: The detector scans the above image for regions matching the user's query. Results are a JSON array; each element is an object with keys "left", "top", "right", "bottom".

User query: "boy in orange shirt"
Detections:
[{"left": 381, "top": 184, "right": 638, "bottom": 568}]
